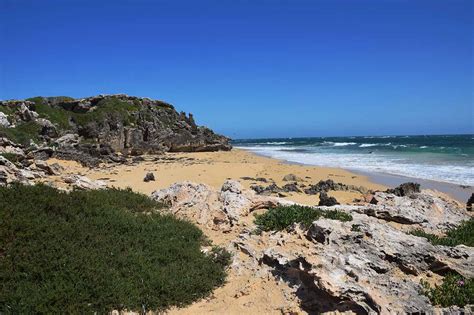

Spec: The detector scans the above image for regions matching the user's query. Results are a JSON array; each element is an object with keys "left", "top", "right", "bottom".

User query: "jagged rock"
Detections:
[
  {"left": 304, "top": 179, "right": 368, "bottom": 195},
  {"left": 151, "top": 180, "right": 290, "bottom": 230},
  {"left": 241, "top": 210, "right": 473, "bottom": 313},
  {"left": 0, "top": 112, "right": 10, "bottom": 127},
  {"left": 363, "top": 190, "right": 469, "bottom": 230},
  {"left": 282, "top": 182, "right": 302, "bottom": 193},
  {"left": 62, "top": 174, "right": 106, "bottom": 190},
  {"left": 282, "top": 174, "right": 302, "bottom": 182},
  {"left": 143, "top": 172, "right": 155, "bottom": 182},
  {"left": 467, "top": 193, "right": 473, "bottom": 211},
  {"left": 36, "top": 118, "right": 58, "bottom": 138},
  {"left": 386, "top": 182, "right": 421, "bottom": 197},
  {"left": 250, "top": 183, "right": 284, "bottom": 196},
  {"left": 0, "top": 156, "right": 39, "bottom": 186},
  {"left": 16, "top": 103, "right": 39, "bottom": 122},
  {"left": 54, "top": 133, "right": 79, "bottom": 147},
  {"left": 0, "top": 137, "right": 24, "bottom": 156},
  {"left": 34, "top": 160, "right": 63, "bottom": 175},
  {"left": 318, "top": 191, "right": 339, "bottom": 206}
]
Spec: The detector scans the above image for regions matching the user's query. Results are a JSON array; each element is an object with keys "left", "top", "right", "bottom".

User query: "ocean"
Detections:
[{"left": 233, "top": 134, "right": 474, "bottom": 186}]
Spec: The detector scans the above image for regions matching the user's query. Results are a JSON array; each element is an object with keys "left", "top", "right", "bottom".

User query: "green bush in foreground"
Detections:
[
  {"left": 410, "top": 219, "right": 474, "bottom": 247},
  {"left": 0, "top": 184, "right": 228, "bottom": 313},
  {"left": 421, "top": 273, "right": 474, "bottom": 307},
  {"left": 254, "top": 204, "right": 352, "bottom": 231}
]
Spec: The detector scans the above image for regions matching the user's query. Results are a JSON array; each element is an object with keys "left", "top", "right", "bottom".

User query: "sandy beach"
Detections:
[{"left": 45, "top": 148, "right": 386, "bottom": 206}]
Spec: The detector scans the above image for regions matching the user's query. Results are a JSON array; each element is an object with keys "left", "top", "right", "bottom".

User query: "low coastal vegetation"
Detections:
[
  {"left": 0, "top": 121, "right": 41, "bottom": 145},
  {"left": 254, "top": 204, "right": 352, "bottom": 231},
  {"left": 421, "top": 273, "right": 473, "bottom": 307},
  {"left": 0, "top": 184, "right": 229, "bottom": 313},
  {"left": 410, "top": 219, "right": 474, "bottom": 247}
]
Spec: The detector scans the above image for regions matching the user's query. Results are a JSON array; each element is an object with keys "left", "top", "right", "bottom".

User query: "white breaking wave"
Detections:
[
  {"left": 236, "top": 146, "right": 474, "bottom": 186},
  {"left": 359, "top": 143, "right": 378, "bottom": 147},
  {"left": 323, "top": 141, "right": 357, "bottom": 147},
  {"left": 263, "top": 142, "right": 288, "bottom": 145}
]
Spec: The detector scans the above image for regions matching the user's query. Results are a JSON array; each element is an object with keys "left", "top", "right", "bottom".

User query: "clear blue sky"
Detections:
[{"left": 1, "top": 0, "right": 472, "bottom": 139}]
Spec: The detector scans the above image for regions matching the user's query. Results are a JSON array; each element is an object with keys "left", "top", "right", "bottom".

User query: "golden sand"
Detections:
[{"left": 46, "top": 148, "right": 385, "bottom": 205}]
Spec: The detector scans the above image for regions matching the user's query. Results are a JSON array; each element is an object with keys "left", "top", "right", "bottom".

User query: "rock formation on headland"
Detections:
[{"left": 0, "top": 94, "right": 231, "bottom": 166}]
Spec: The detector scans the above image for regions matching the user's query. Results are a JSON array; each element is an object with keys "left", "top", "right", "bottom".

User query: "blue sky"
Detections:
[{"left": 1, "top": 0, "right": 472, "bottom": 139}]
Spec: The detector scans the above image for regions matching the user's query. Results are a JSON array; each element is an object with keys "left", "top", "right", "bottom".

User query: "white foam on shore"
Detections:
[{"left": 236, "top": 145, "right": 474, "bottom": 186}]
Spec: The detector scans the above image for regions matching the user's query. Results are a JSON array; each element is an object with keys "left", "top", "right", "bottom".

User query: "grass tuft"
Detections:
[
  {"left": 0, "top": 184, "right": 228, "bottom": 313},
  {"left": 254, "top": 204, "right": 352, "bottom": 232}
]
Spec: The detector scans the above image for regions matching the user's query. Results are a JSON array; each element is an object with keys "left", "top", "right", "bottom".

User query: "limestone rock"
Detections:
[
  {"left": 35, "top": 160, "right": 64, "bottom": 175},
  {"left": 151, "top": 180, "right": 290, "bottom": 230},
  {"left": 0, "top": 112, "right": 10, "bottom": 127},
  {"left": 62, "top": 174, "right": 106, "bottom": 190}
]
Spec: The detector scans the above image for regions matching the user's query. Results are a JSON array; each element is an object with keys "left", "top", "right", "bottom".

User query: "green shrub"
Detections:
[
  {"left": 254, "top": 204, "right": 352, "bottom": 231},
  {"left": 27, "top": 97, "right": 72, "bottom": 129},
  {"left": 72, "top": 97, "right": 140, "bottom": 127},
  {"left": 0, "top": 153, "right": 21, "bottom": 163},
  {"left": 0, "top": 184, "right": 228, "bottom": 313},
  {"left": 0, "top": 121, "right": 41, "bottom": 145},
  {"left": 410, "top": 219, "right": 474, "bottom": 247},
  {"left": 420, "top": 273, "right": 473, "bottom": 307}
]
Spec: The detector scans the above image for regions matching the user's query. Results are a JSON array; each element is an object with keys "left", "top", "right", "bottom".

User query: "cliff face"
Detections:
[{"left": 0, "top": 94, "right": 231, "bottom": 162}]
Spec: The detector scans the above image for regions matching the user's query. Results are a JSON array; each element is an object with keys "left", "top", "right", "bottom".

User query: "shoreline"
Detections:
[
  {"left": 237, "top": 148, "right": 471, "bottom": 203},
  {"left": 45, "top": 149, "right": 385, "bottom": 206}
]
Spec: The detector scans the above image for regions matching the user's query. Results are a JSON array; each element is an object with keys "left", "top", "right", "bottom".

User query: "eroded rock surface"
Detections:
[{"left": 152, "top": 181, "right": 473, "bottom": 314}]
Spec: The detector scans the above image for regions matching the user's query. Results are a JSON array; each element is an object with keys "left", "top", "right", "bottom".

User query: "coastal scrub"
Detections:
[
  {"left": 410, "top": 219, "right": 474, "bottom": 247},
  {"left": 0, "top": 184, "right": 228, "bottom": 313},
  {"left": 421, "top": 273, "right": 473, "bottom": 307},
  {"left": 254, "top": 204, "right": 352, "bottom": 231}
]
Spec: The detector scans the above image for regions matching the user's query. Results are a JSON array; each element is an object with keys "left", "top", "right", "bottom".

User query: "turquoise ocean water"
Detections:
[{"left": 233, "top": 135, "right": 474, "bottom": 186}]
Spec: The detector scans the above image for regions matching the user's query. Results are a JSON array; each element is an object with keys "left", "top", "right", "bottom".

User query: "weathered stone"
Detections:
[
  {"left": 34, "top": 160, "right": 63, "bottom": 175},
  {"left": 62, "top": 174, "right": 106, "bottom": 190},
  {"left": 282, "top": 182, "right": 302, "bottom": 193},
  {"left": 143, "top": 172, "right": 155, "bottom": 182},
  {"left": 386, "top": 182, "right": 421, "bottom": 197},
  {"left": 151, "top": 180, "right": 290, "bottom": 230},
  {"left": 0, "top": 112, "right": 10, "bottom": 127},
  {"left": 318, "top": 191, "right": 339, "bottom": 206}
]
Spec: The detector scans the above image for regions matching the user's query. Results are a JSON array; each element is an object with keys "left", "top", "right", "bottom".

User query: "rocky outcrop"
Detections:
[
  {"left": 0, "top": 94, "right": 232, "bottom": 166},
  {"left": 151, "top": 180, "right": 291, "bottom": 230},
  {"left": 304, "top": 179, "right": 368, "bottom": 195},
  {"left": 151, "top": 181, "right": 473, "bottom": 313},
  {"left": 365, "top": 190, "right": 468, "bottom": 231}
]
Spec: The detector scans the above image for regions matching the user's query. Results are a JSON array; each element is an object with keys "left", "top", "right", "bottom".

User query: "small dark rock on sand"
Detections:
[
  {"left": 144, "top": 172, "right": 155, "bottom": 182},
  {"left": 318, "top": 192, "right": 339, "bottom": 206}
]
